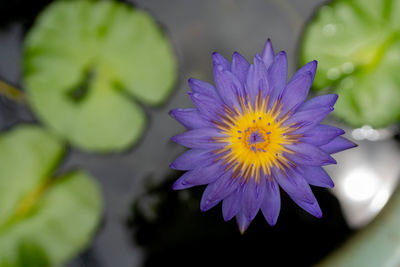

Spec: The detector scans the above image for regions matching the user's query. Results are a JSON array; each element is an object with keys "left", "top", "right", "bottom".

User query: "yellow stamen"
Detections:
[{"left": 215, "top": 94, "right": 299, "bottom": 183}]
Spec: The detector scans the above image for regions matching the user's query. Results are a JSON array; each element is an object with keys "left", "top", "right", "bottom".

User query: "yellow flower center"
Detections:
[{"left": 214, "top": 95, "right": 300, "bottom": 183}]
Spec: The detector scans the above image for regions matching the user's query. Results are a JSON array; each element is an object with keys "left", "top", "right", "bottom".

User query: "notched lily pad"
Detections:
[
  {"left": 300, "top": 0, "right": 400, "bottom": 127},
  {"left": 23, "top": 0, "right": 177, "bottom": 151},
  {"left": 0, "top": 125, "right": 102, "bottom": 266}
]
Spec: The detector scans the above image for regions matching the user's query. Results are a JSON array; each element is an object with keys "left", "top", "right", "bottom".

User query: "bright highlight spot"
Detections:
[
  {"left": 322, "top": 23, "right": 336, "bottom": 36},
  {"left": 343, "top": 167, "right": 379, "bottom": 201},
  {"left": 341, "top": 62, "right": 354, "bottom": 74},
  {"left": 327, "top": 68, "right": 340, "bottom": 80},
  {"left": 352, "top": 125, "right": 380, "bottom": 141},
  {"left": 340, "top": 77, "right": 354, "bottom": 90},
  {"left": 370, "top": 188, "right": 390, "bottom": 213}
]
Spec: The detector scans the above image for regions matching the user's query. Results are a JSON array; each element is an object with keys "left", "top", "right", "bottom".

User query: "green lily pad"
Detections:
[
  {"left": 300, "top": 0, "right": 400, "bottom": 127},
  {"left": 0, "top": 125, "right": 102, "bottom": 266},
  {"left": 23, "top": 0, "right": 177, "bottom": 152}
]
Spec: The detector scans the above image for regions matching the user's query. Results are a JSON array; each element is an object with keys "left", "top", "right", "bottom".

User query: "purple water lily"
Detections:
[{"left": 170, "top": 39, "right": 356, "bottom": 233}]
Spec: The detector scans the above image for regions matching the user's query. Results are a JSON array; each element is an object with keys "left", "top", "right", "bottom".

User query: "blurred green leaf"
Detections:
[
  {"left": 23, "top": 0, "right": 177, "bottom": 152},
  {"left": 15, "top": 241, "right": 50, "bottom": 267},
  {"left": 300, "top": 0, "right": 400, "bottom": 127},
  {"left": 0, "top": 125, "right": 102, "bottom": 266}
]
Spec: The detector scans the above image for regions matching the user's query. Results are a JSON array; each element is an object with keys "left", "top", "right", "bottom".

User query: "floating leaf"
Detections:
[
  {"left": 299, "top": 0, "right": 400, "bottom": 127},
  {"left": 23, "top": 0, "right": 177, "bottom": 151},
  {"left": 0, "top": 125, "right": 102, "bottom": 266}
]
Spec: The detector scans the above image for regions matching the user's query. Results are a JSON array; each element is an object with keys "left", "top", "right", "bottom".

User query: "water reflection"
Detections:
[
  {"left": 128, "top": 171, "right": 353, "bottom": 267},
  {"left": 327, "top": 125, "right": 400, "bottom": 228},
  {"left": 343, "top": 167, "right": 380, "bottom": 202}
]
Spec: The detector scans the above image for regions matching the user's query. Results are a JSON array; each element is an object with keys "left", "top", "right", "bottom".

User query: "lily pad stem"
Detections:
[{"left": 0, "top": 80, "right": 27, "bottom": 105}]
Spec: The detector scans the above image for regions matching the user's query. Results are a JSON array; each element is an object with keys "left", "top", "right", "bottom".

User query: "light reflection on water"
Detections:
[{"left": 327, "top": 124, "right": 400, "bottom": 228}]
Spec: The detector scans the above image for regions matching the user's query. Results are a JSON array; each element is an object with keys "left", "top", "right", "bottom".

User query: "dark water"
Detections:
[
  {"left": 0, "top": 0, "right": 354, "bottom": 266},
  {"left": 129, "top": 171, "right": 352, "bottom": 267}
]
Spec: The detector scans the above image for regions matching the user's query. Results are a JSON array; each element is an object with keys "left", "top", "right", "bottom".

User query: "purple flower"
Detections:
[{"left": 170, "top": 39, "right": 356, "bottom": 233}]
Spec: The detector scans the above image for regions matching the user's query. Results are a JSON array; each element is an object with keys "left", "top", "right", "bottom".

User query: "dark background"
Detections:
[{"left": 0, "top": 0, "right": 354, "bottom": 266}]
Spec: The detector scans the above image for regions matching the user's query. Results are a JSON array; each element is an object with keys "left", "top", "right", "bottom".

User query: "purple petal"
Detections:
[
  {"left": 298, "top": 94, "right": 338, "bottom": 112},
  {"left": 300, "top": 124, "right": 345, "bottom": 146},
  {"left": 232, "top": 52, "right": 250, "bottom": 85},
  {"left": 171, "top": 128, "right": 226, "bottom": 149},
  {"left": 282, "top": 107, "right": 333, "bottom": 133},
  {"left": 244, "top": 66, "right": 258, "bottom": 105},
  {"left": 272, "top": 167, "right": 316, "bottom": 204},
  {"left": 278, "top": 72, "right": 313, "bottom": 116},
  {"left": 261, "top": 38, "right": 274, "bottom": 69},
  {"left": 268, "top": 51, "right": 288, "bottom": 109},
  {"left": 212, "top": 52, "right": 231, "bottom": 71},
  {"left": 213, "top": 65, "right": 244, "bottom": 109},
  {"left": 289, "top": 60, "right": 317, "bottom": 84},
  {"left": 242, "top": 177, "right": 266, "bottom": 221},
  {"left": 236, "top": 210, "right": 252, "bottom": 234},
  {"left": 169, "top": 108, "right": 213, "bottom": 129},
  {"left": 298, "top": 165, "right": 334, "bottom": 188},
  {"left": 172, "top": 162, "right": 224, "bottom": 190},
  {"left": 200, "top": 171, "right": 240, "bottom": 211},
  {"left": 290, "top": 192, "right": 322, "bottom": 218},
  {"left": 320, "top": 136, "right": 357, "bottom": 154},
  {"left": 285, "top": 143, "right": 337, "bottom": 166},
  {"left": 189, "top": 92, "right": 224, "bottom": 121},
  {"left": 260, "top": 178, "right": 281, "bottom": 226},
  {"left": 222, "top": 188, "right": 242, "bottom": 221},
  {"left": 188, "top": 78, "right": 220, "bottom": 99},
  {"left": 170, "top": 149, "right": 215, "bottom": 170},
  {"left": 245, "top": 55, "right": 269, "bottom": 105}
]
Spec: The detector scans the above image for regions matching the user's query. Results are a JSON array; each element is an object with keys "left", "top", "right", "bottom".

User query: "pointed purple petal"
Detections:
[
  {"left": 272, "top": 167, "right": 316, "bottom": 204},
  {"left": 290, "top": 192, "right": 322, "bottom": 218},
  {"left": 169, "top": 108, "right": 213, "bottom": 129},
  {"left": 222, "top": 188, "right": 242, "bottom": 221},
  {"left": 282, "top": 107, "right": 333, "bottom": 133},
  {"left": 285, "top": 143, "right": 337, "bottom": 166},
  {"left": 298, "top": 165, "right": 334, "bottom": 188},
  {"left": 261, "top": 38, "right": 274, "bottom": 69},
  {"left": 212, "top": 52, "right": 231, "bottom": 71},
  {"left": 236, "top": 210, "right": 252, "bottom": 234},
  {"left": 279, "top": 72, "right": 313, "bottom": 116},
  {"left": 214, "top": 65, "right": 244, "bottom": 109},
  {"left": 246, "top": 55, "right": 269, "bottom": 105},
  {"left": 320, "top": 136, "right": 357, "bottom": 154},
  {"left": 232, "top": 52, "right": 250, "bottom": 85},
  {"left": 172, "top": 162, "right": 225, "bottom": 190},
  {"left": 189, "top": 92, "right": 224, "bottom": 121},
  {"left": 290, "top": 60, "right": 317, "bottom": 84},
  {"left": 268, "top": 51, "right": 288, "bottom": 108},
  {"left": 298, "top": 94, "right": 338, "bottom": 112},
  {"left": 171, "top": 128, "right": 226, "bottom": 149},
  {"left": 244, "top": 65, "right": 257, "bottom": 104},
  {"left": 242, "top": 177, "right": 266, "bottom": 221},
  {"left": 170, "top": 149, "right": 215, "bottom": 170},
  {"left": 188, "top": 78, "right": 220, "bottom": 99},
  {"left": 261, "top": 178, "right": 281, "bottom": 226},
  {"left": 300, "top": 124, "right": 345, "bottom": 146},
  {"left": 200, "top": 171, "right": 240, "bottom": 211}
]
